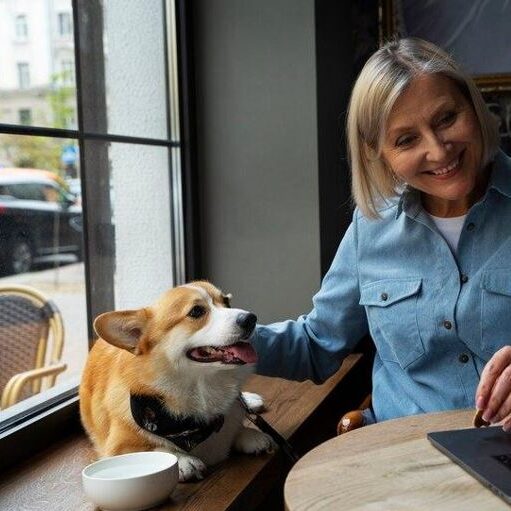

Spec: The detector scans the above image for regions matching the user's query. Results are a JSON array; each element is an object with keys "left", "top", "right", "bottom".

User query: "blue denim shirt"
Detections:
[{"left": 253, "top": 150, "right": 511, "bottom": 422}]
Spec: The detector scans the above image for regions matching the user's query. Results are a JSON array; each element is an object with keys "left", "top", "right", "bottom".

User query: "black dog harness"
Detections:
[
  {"left": 130, "top": 394, "right": 224, "bottom": 452},
  {"left": 130, "top": 393, "right": 300, "bottom": 463}
]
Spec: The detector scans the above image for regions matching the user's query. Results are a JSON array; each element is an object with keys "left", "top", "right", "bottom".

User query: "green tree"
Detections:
[
  {"left": 48, "top": 70, "right": 76, "bottom": 130},
  {"left": 0, "top": 134, "right": 61, "bottom": 172}
]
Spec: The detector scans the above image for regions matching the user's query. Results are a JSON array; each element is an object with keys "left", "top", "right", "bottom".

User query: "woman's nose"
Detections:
[{"left": 423, "top": 132, "right": 450, "bottom": 162}]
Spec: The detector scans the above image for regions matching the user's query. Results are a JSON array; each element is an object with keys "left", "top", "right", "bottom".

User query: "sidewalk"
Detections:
[{"left": 1, "top": 262, "right": 89, "bottom": 386}]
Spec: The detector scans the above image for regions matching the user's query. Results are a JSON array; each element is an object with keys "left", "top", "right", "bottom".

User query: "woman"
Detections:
[{"left": 252, "top": 37, "right": 511, "bottom": 430}]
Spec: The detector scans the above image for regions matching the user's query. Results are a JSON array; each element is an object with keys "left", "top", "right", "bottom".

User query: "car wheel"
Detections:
[{"left": 9, "top": 238, "right": 33, "bottom": 275}]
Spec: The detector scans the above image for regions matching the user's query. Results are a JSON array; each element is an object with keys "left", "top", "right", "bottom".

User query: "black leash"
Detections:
[{"left": 238, "top": 394, "right": 300, "bottom": 464}]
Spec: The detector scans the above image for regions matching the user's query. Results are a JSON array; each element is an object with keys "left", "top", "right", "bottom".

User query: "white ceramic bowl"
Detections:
[{"left": 82, "top": 451, "right": 178, "bottom": 511}]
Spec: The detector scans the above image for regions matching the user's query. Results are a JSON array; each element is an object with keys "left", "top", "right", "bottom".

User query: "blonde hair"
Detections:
[{"left": 347, "top": 37, "right": 500, "bottom": 219}]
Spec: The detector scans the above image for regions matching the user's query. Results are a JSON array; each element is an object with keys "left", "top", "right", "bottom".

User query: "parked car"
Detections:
[{"left": 0, "top": 168, "right": 83, "bottom": 275}]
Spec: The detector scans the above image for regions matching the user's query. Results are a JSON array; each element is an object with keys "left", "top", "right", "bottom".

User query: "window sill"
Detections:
[{"left": 0, "top": 377, "right": 79, "bottom": 426}]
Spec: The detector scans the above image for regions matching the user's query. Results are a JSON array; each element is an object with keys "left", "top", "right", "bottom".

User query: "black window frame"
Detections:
[{"left": 0, "top": 0, "right": 199, "bottom": 472}]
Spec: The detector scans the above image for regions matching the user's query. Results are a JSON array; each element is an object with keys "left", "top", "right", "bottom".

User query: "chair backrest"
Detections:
[{"left": 0, "top": 285, "right": 64, "bottom": 404}]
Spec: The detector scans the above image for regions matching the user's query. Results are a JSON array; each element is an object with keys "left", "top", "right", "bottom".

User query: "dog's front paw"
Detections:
[
  {"left": 234, "top": 427, "right": 276, "bottom": 455},
  {"left": 241, "top": 391, "right": 265, "bottom": 413},
  {"left": 177, "top": 454, "right": 208, "bottom": 482}
]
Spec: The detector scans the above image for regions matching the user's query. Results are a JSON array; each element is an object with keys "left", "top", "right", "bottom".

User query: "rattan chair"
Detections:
[{"left": 0, "top": 284, "right": 67, "bottom": 409}]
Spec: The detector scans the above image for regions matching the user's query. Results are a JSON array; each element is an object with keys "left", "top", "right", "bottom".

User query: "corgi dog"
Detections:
[{"left": 79, "top": 281, "right": 274, "bottom": 481}]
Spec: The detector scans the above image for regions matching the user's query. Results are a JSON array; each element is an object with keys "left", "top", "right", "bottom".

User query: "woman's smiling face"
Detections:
[{"left": 381, "top": 73, "right": 485, "bottom": 217}]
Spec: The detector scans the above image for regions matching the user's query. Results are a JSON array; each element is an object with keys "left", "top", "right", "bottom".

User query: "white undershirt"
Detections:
[{"left": 428, "top": 213, "right": 467, "bottom": 254}]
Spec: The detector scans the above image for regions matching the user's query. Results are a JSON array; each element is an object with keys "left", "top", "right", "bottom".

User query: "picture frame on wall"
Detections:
[{"left": 380, "top": 0, "right": 511, "bottom": 154}]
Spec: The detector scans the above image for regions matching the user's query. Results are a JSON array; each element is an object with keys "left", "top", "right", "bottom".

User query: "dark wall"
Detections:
[{"left": 316, "top": 0, "right": 379, "bottom": 274}]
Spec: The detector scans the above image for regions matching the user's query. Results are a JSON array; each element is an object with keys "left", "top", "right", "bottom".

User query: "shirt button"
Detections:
[
  {"left": 466, "top": 223, "right": 475, "bottom": 231},
  {"left": 443, "top": 320, "right": 453, "bottom": 330},
  {"left": 380, "top": 292, "right": 388, "bottom": 301},
  {"left": 458, "top": 353, "right": 470, "bottom": 363},
  {"left": 461, "top": 274, "right": 469, "bottom": 284}
]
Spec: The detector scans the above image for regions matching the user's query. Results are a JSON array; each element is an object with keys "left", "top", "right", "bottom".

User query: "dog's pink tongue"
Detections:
[{"left": 228, "top": 342, "right": 258, "bottom": 364}]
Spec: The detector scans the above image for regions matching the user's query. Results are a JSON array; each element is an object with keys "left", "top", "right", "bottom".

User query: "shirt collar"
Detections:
[
  {"left": 395, "top": 186, "right": 421, "bottom": 219},
  {"left": 488, "top": 149, "right": 511, "bottom": 199},
  {"left": 395, "top": 149, "right": 511, "bottom": 219}
]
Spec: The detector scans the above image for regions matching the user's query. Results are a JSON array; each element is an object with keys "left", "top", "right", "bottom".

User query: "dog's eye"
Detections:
[{"left": 188, "top": 305, "right": 206, "bottom": 318}]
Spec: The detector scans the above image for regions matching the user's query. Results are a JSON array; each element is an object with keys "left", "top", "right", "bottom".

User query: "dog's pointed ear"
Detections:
[
  {"left": 94, "top": 309, "right": 150, "bottom": 354},
  {"left": 222, "top": 293, "right": 233, "bottom": 308}
]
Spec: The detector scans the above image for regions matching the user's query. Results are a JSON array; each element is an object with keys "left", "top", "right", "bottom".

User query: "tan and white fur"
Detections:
[{"left": 79, "top": 281, "right": 274, "bottom": 481}]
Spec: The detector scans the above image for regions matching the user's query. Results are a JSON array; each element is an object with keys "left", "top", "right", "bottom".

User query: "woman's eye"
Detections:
[
  {"left": 438, "top": 111, "right": 457, "bottom": 126},
  {"left": 395, "top": 135, "right": 415, "bottom": 147},
  {"left": 188, "top": 305, "right": 206, "bottom": 318}
]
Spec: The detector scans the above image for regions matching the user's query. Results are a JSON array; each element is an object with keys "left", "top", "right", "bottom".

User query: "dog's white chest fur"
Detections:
[
  {"left": 188, "top": 401, "right": 245, "bottom": 465},
  {"left": 148, "top": 391, "right": 274, "bottom": 481}
]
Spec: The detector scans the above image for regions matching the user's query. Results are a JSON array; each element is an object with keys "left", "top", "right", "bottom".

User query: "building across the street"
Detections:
[{"left": 0, "top": 0, "right": 76, "bottom": 130}]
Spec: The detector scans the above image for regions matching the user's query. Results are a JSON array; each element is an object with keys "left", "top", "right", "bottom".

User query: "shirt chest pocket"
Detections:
[
  {"left": 359, "top": 278, "right": 424, "bottom": 369},
  {"left": 481, "top": 270, "right": 511, "bottom": 355}
]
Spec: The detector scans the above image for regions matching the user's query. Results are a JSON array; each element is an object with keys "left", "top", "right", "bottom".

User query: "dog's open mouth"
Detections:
[{"left": 186, "top": 341, "right": 257, "bottom": 365}]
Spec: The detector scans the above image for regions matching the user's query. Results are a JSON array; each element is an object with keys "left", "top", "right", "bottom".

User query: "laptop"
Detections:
[{"left": 428, "top": 426, "right": 511, "bottom": 504}]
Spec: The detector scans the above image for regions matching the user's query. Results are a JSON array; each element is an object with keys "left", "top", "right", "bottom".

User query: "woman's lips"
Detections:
[{"left": 424, "top": 151, "right": 464, "bottom": 180}]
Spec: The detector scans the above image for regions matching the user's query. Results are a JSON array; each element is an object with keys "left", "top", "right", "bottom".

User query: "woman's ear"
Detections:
[
  {"left": 94, "top": 308, "right": 149, "bottom": 354},
  {"left": 363, "top": 141, "right": 379, "bottom": 162}
]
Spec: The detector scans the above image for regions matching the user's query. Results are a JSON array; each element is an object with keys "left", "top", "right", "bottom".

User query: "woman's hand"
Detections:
[{"left": 476, "top": 346, "right": 511, "bottom": 431}]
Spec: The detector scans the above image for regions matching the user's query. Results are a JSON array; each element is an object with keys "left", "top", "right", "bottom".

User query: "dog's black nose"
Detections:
[{"left": 236, "top": 312, "right": 257, "bottom": 338}]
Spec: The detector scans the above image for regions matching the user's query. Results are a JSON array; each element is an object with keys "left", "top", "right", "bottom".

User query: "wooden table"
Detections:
[{"left": 285, "top": 409, "right": 511, "bottom": 511}]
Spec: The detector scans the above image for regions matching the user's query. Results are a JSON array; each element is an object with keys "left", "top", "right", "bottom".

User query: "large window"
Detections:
[
  {"left": 0, "top": 0, "right": 185, "bottom": 468},
  {"left": 16, "top": 62, "right": 30, "bottom": 89},
  {"left": 57, "top": 12, "right": 72, "bottom": 37},
  {"left": 15, "top": 14, "right": 28, "bottom": 40}
]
